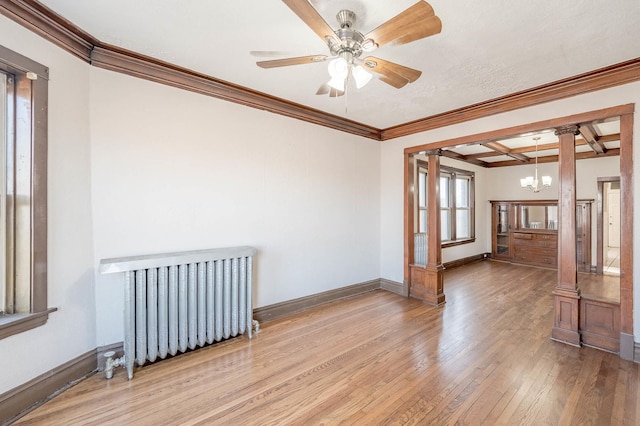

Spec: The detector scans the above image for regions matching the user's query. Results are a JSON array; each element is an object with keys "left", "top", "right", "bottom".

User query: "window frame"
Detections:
[
  {"left": 417, "top": 160, "right": 475, "bottom": 248},
  {"left": 0, "top": 44, "right": 53, "bottom": 340}
]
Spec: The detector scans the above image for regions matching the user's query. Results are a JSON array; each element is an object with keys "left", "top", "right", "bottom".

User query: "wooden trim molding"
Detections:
[
  {"left": 253, "top": 279, "right": 381, "bottom": 323},
  {"left": 1, "top": 0, "right": 639, "bottom": 141},
  {"left": 405, "top": 104, "right": 634, "bottom": 155},
  {"left": 443, "top": 253, "right": 489, "bottom": 270},
  {"left": 383, "top": 58, "right": 640, "bottom": 140},
  {"left": 0, "top": 349, "right": 96, "bottom": 424},
  {"left": 89, "top": 45, "right": 380, "bottom": 140},
  {"left": 0, "top": 0, "right": 95, "bottom": 61},
  {"left": 380, "top": 278, "right": 406, "bottom": 297},
  {"left": 0, "top": 308, "right": 56, "bottom": 340}
]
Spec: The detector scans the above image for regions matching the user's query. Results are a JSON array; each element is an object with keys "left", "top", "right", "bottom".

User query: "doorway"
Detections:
[{"left": 597, "top": 177, "right": 621, "bottom": 276}]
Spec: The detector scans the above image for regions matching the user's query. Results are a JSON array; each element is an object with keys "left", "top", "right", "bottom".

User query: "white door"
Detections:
[{"left": 607, "top": 190, "right": 620, "bottom": 248}]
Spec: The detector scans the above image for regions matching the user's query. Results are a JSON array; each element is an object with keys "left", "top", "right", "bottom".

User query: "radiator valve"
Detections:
[
  {"left": 104, "top": 351, "right": 125, "bottom": 379},
  {"left": 253, "top": 319, "right": 261, "bottom": 334}
]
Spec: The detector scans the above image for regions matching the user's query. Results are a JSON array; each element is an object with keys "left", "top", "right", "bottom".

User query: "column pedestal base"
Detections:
[
  {"left": 409, "top": 264, "right": 445, "bottom": 306},
  {"left": 551, "top": 287, "right": 581, "bottom": 347}
]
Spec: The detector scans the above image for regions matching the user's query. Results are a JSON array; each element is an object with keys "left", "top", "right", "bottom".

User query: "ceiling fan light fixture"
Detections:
[
  {"left": 352, "top": 65, "right": 372, "bottom": 89},
  {"left": 328, "top": 57, "right": 349, "bottom": 79},
  {"left": 328, "top": 75, "right": 346, "bottom": 91}
]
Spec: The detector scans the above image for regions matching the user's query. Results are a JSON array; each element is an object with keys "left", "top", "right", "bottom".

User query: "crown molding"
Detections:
[
  {"left": 0, "top": 0, "right": 95, "bottom": 61},
  {"left": 1, "top": 0, "right": 639, "bottom": 142},
  {"left": 382, "top": 58, "right": 640, "bottom": 140},
  {"left": 90, "top": 45, "right": 380, "bottom": 140}
]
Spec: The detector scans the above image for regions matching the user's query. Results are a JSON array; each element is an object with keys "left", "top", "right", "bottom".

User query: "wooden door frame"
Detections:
[
  {"left": 596, "top": 176, "right": 621, "bottom": 275},
  {"left": 404, "top": 103, "right": 635, "bottom": 360}
]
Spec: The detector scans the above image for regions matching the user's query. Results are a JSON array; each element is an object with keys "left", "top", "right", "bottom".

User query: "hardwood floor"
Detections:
[{"left": 14, "top": 261, "right": 640, "bottom": 425}]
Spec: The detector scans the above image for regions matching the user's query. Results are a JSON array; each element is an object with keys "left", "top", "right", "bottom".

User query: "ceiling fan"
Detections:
[{"left": 256, "top": 1, "right": 442, "bottom": 97}]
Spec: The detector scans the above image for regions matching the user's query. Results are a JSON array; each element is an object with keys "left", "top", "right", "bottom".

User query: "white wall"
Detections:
[
  {"left": 0, "top": 16, "right": 96, "bottom": 395},
  {"left": 89, "top": 69, "right": 381, "bottom": 345},
  {"left": 380, "top": 81, "right": 640, "bottom": 341}
]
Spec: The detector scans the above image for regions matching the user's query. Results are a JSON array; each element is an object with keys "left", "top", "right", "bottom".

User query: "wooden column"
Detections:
[
  {"left": 403, "top": 152, "right": 415, "bottom": 297},
  {"left": 552, "top": 124, "right": 580, "bottom": 346},
  {"left": 618, "top": 112, "right": 634, "bottom": 360},
  {"left": 409, "top": 150, "right": 445, "bottom": 305}
]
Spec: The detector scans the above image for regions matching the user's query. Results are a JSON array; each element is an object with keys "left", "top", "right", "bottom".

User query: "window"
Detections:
[
  {"left": 0, "top": 45, "right": 51, "bottom": 340},
  {"left": 417, "top": 162, "right": 475, "bottom": 246}
]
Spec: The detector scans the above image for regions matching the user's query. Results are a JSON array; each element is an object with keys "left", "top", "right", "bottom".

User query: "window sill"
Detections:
[
  {"left": 0, "top": 308, "right": 57, "bottom": 340},
  {"left": 442, "top": 238, "right": 476, "bottom": 249}
]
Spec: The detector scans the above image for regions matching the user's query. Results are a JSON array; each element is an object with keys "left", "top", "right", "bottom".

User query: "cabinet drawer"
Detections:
[
  {"left": 514, "top": 239, "right": 557, "bottom": 249},
  {"left": 513, "top": 253, "right": 557, "bottom": 267},
  {"left": 513, "top": 233, "right": 533, "bottom": 240},
  {"left": 514, "top": 245, "right": 557, "bottom": 256}
]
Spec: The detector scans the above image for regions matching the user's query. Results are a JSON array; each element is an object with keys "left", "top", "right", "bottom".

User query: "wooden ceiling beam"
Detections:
[
  {"left": 439, "top": 150, "right": 489, "bottom": 168},
  {"left": 482, "top": 141, "right": 530, "bottom": 162},
  {"left": 579, "top": 124, "right": 607, "bottom": 154},
  {"left": 485, "top": 148, "right": 620, "bottom": 168},
  {"left": 461, "top": 133, "right": 620, "bottom": 160}
]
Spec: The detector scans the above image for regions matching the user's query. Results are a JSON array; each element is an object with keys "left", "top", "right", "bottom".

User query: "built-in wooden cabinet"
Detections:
[
  {"left": 492, "top": 202, "right": 511, "bottom": 260},
  {"left": 490, "top": 200, "right": 592, "bottom": 271}
]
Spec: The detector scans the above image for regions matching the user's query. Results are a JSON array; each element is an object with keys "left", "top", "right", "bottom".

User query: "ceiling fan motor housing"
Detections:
[{"left": 328, "top": 10, "right": 372, "bottom": 61}]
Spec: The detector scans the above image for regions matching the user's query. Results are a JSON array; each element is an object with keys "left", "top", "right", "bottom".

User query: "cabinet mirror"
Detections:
[{"left": 519, "top": 204, "right": 558, "bottom": 230}]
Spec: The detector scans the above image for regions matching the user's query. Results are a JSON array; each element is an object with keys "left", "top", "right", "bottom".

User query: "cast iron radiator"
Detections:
[{"left": 99, "top": 246, "right": 258, "bottom": 379}]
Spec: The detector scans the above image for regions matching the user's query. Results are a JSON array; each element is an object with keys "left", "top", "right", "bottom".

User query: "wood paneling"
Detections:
[
  {"left": 13, "top": 262, "right": 640, "bottom": 425},
  {"left": 580, "top": 298, "right": 620, "bottom": 353}
]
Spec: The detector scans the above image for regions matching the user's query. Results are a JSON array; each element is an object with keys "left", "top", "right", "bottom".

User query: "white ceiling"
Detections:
[{"left": 38, "top": 0, "right": 640, "bottom": 129}]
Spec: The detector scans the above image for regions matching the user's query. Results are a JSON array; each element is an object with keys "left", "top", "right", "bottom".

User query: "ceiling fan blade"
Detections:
[
  {"left": 378, "top": 73, "right": 410, "bottom": 89},
  {"left": 362, "top": 56, "right": 422, "bottom": 88},
  {"left": 364, "top": 1, "right": 442, "bottom": 48},
  {"left": 257, "top": 54, "right": 328, "bottom": 69},
  {"left": 316, "top": 83, "right": 330, "bottom": 95},
  {"left": 282, "top": 0, "right": 341, "bottom": 46},
  {"left": 250, "top": 50, "right": 292, "bottom": 58},
  {"left": 329, "top": 87, "right": 345, "bottom": 97}
]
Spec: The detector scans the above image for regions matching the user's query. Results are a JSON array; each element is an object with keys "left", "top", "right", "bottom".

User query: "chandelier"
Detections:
[{"left": 520, "top": 136, "right": 552, "bottom": 192}]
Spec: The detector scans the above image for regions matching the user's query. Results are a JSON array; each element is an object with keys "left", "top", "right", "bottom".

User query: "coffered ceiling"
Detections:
[
  {"left": 31, "top": 0, "right": 640, "bottom": 130},
  {"left": 440, "top": 118, "right": 621, "bottom": 168}
]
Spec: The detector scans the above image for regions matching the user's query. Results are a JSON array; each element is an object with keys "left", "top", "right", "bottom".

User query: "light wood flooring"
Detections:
[{"left": 14, "top": 261, "right": 640, "bottom": 425}]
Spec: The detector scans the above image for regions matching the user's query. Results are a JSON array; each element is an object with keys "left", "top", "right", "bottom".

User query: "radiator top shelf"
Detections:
[{"left": 99, "top": 246, "right": 257, "bottom": 274}]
